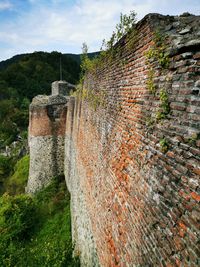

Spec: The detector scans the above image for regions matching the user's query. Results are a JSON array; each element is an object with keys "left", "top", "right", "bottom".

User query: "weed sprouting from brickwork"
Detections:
[
  {"left": 145, "top": 30, "right": 170, "bottom": 95},
  {"left": 72, "top": 84, "right": 107, "bottom": 111},
  {"left": 146, "top": 31, "right": 169, "bottom": 69},
  {"left": 80, "top": 11, "right": 137, "bottom": 76},
  {"left": 74, "top": 11, "right": 138, "bottom": 111},
  {"left": 146, "top": 68, "right": 156, "bottom": 94},
  {"left": 156, "top": 89, "right": 170, "bottom": 120},
  {"left": 145, "top": 30, "right": 171, "bottom": 153},
  {"left": 159, "top": 137, "right": 169, "bottom": 153}
]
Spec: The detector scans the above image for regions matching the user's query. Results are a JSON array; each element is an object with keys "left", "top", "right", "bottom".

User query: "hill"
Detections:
[
  {"left": 65, "top": 51, "right": 100, "bottom": 65},
  {"left": 0, "top": 51, "right": 83, "bottom": 148},
  {"left": 0, "top": 51, "right": 81, "bottom": 99}
]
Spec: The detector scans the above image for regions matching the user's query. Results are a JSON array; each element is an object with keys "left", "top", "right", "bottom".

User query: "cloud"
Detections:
[
  {"left": 0, "top": 0, "right": 13, "bottom": 10},
  {"left": 0, "top": 0, "right": 136, "bottom": 57},
  {"left": 0, "top": 0, "right": 200, "bottom": 61}
]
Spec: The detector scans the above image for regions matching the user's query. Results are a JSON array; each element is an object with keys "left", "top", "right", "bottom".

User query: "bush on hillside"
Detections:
[
  {"left": 0, "top": 194, "right": 37, "bottom": 241},
  {"left": 0, "top": 178, "right": 80, "bottom": 267},
  {"left": 0, "top": 155, "right": 12, "bottom": 179},
  {"left": 6, "top": 155, "right": 29, "bottom": 195}
]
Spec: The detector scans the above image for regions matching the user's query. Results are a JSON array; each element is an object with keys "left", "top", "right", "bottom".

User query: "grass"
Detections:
[
  {"left": 0, "top": 174, "right": 79, "bottom": 267},
  {"left": 5, "top": 155, "right": 30, "bottom": 195}
]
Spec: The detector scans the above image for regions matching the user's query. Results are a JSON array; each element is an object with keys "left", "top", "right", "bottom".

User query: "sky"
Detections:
[{"left": 0, "top": 0, "right": 199, "bottom": 61}]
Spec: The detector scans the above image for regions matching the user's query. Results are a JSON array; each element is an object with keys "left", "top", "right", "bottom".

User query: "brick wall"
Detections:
[{"left": 65, "top": 13, "right": 200, "bottom": 266}]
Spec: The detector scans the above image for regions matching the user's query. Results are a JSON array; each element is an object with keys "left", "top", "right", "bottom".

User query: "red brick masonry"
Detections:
[{"left": 66, "top": 14, "right": 200, "bottom": 266}]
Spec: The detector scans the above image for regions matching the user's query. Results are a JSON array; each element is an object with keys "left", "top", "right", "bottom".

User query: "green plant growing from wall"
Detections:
[
  {"left": 159, "top": 137, "right": 169, "bottom": 153},
  {"left": 101, "top": 11, "right": 137, "bottom": 54},
  {"left": 116, "top": 12, "right": 137, "bottom": 40},
  {"left": 146, "top": 116, "right": 155, "bottom": 130},
  {"left": 145, "top": 30, "right": 170, "bottom": 96},
  {"left": 72, "top": 83, "right": 107, "bottom": 111},
  {"left": 80, "top": 10, "right": 137, "bottom": 76},
  {"left": 89, "top": 90, "right": 107, "bottom": 110},
  {"left": 76, "top": 10, "right": 138, "bottom": 113},
  {"left": 156, "top": 89, "right": 170, "bottom": 120},
  {"left": 146, "top": 68, "right": 156, "bottom": 94},
  {"left": 80, "top": 43, "right": 97, "bottom": 77},
  {"left": 186, "top": 132, "right": 200, "bottom": 145},
  {"left": 154, "top": 31, "right": 170, "bottom": 69},
  {"left": 126, "top": 27, "right": 138, "bottom": 51},
  {"left": 146, "top": 31, "right": 169, "bottom": 69}
]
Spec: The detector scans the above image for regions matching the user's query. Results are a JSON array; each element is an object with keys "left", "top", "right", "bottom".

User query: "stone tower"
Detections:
[
  {"left": 52, "top": 80, "right": 75, "bottom": 96},
  {"left": 26, "top": 81, "right": 72, "bottom": 194}
]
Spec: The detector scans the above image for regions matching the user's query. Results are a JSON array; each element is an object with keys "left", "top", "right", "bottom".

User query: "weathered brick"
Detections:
[{"left": 191, "top": 192, "right": 200, "bottom": 202}]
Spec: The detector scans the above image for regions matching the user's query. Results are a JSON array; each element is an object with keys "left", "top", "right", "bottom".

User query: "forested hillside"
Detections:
[{"left": 0, "top": 51, "right": 81, "bottom": 148}]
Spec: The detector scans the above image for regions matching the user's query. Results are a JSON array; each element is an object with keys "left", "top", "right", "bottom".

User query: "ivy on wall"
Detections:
[{"left": 145, "top": 30, "right": 171, "bottom": 153}]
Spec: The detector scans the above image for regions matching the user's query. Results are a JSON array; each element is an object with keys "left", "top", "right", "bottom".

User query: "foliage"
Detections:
[
  {"left": 145, "top": 30, "right": 169, "bottom": 95},
  {"left": 159, "top": 138, "right": 169, "bottom": 153},
  {"left": 0, "top": 51, "right": 80, "bottom": 98},
  {"left": 146, "top": 68, "right": 156, "bottom": 94},
  {"left": 145, "top": 116, "right": 155, "bottom": 131},
  {"left": 186, "top": 132, "right": 200, "bottom": 145},
  {"left": 0, "top": 51, "right": 81, "bottom": 147},
  {"left": 80, "top": 10, "right": 137, "bottom": 76},
  {"left": 0, "top": 155, "right": 13, "bottom": 194},
  {"left": 80, "top": 43, "right": 97, "bottom": 78},
  {"left": 35, "top": 176, "right": 68, "bottom": 214},
  {"left": 0, "top": 177, "right": 80, "bottom": 267},
  {"left": 146, "top": 30, "right": 169, "bottom": 69},
  {"left": 0, "top": 194, "right": 37, "bottom": 241},
  {"left": 77, "top": 10, "right": 137, "bottom": 110},
  {"left": 153, "top": 31, "right": 169, "bottom": 68},
  {"left": 0, "top": 155, "right": 12, "bottom": 179},
  {"left": 102, "top": 11, "right": 137, "bottom": 51},
  {"left": 5, "top": 155, "right": 30, "bottom": 195},
  {"left": 73, "top": 84, "right": 107, "bottom": 111},
  {"left": 145, "top": 30, "right": 171, "bottom": 132},
  {"left": 0, "top": 99, "right": 19, "bottom": 146},
  {"left": 156, "top": 89, "right": 170, "bottom": 120}
]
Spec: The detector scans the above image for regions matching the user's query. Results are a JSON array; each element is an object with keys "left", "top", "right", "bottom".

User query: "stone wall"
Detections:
[
  {"left": 65, "top": 97, "right": 100, "bottom": 266},
  {"left": 26, "top": 94, "right": 68, "bottom": 193},
  {"left": 64, "top": 13, "right": 200, "bottom": 267},
  {"left": 52, "top": 80, "right": 75, "bottom": 96}
]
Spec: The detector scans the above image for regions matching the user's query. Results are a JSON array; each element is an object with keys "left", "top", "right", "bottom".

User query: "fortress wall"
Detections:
[
  {"left": 27, "top": 95, "right": 68, "bottom": 193},
  {"left": 65, "top": 14, "right": 200, "bottom": 266},
  {"left": 65, "top": 97, "right": 100, "bottom": 266}
]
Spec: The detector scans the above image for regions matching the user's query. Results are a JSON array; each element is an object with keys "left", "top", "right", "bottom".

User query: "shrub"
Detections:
[
  {"left": 0, "top": 194, "right": 37, "bottom": 241},
  {"left": 0, "top": 177, "right": 79, "bottom": 267},
  {"left": 0, "top": 155, "right": 12, "bottom": 180},
  {"left": 159, "top": 137, "right": 169, "bottom": 153},
  {"left": 6, "top": 155, "right": 30, "bottom": 195}
]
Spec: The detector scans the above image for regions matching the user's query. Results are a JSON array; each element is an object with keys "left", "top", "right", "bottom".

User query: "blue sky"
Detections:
[{"left": 0, "top": 0, "right": 199, "bottom": 61}]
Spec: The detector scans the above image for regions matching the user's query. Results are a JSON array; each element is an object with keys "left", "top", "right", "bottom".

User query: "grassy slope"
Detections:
[
  {"left": 0, "top": 158, "right": 79, "bottom": 267},
  {"left": 5, "top": 155, "right": 30, "bottom": 195}
]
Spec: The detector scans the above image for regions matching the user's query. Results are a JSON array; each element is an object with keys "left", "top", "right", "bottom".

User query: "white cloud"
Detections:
[
  {"left": 0, "top": 0, "right": 13, "bottom": 10},
  {"left": 0, "top": 0, "right": 200, "bottom": 60}
]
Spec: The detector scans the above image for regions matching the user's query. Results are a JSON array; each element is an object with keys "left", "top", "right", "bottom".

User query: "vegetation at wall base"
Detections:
[{"left": 0, "top": 176, "right": 79, "bottom": 267}]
